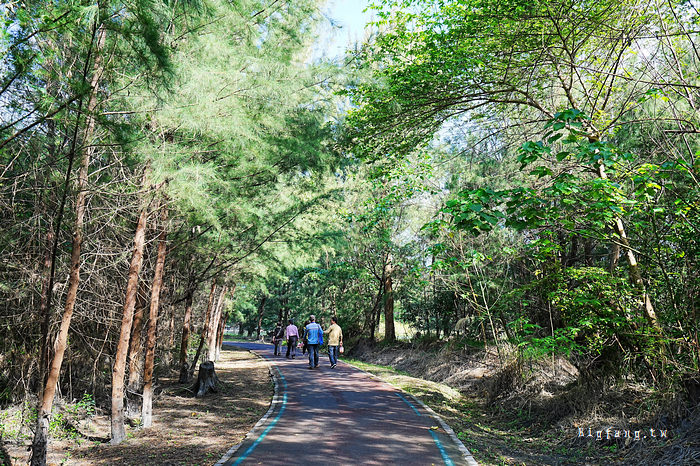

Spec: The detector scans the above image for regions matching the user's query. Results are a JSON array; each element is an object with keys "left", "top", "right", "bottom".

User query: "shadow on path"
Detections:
[{"left": 220, "top": 342, "right": 477, "bottom": 466}]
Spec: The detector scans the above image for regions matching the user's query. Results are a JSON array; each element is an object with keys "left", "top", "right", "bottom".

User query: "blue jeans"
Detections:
[
  {"left": 328, "top": 345, "right": 339, "bottom": 366},
  {"left": 308, "top": 344, "right": 319, "bottom": 367}
]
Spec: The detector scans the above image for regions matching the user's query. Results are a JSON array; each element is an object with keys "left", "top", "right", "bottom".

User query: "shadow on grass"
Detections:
[{"left": 66, "top": 346, "right": 272, "bottom": 466}]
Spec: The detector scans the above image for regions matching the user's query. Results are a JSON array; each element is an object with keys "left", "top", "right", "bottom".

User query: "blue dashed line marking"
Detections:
[
  {"left": 396, "top": 392, "right": 455, "bottom": 466},
  {"left": 396, "top": 392, "right": 422, "bottom": 416},
  {"left": 430, "top": 429, "right": 455, "bottom": 466}
]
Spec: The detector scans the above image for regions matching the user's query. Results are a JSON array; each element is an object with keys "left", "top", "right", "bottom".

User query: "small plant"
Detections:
[{"left": 74, "top": 393, "right": 96, "bottom": 417}]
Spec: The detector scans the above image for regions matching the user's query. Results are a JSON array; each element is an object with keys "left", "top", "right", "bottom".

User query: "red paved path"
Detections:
[{"left": 218, "top": 342, "right": 475, "bottom": 465}]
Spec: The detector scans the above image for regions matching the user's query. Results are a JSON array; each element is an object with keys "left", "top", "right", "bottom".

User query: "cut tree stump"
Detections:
[{"left": 192, "top": 361, "right": 219, "bottom": 397}]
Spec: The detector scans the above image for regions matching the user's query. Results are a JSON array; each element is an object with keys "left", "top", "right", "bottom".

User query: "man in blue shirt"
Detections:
[{"left": 305, "top": 315, "right": 323, "bottom": 369}]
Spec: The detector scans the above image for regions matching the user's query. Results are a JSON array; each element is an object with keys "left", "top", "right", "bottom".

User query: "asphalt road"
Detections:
[{"left": 217, "top": 342, "right": 477, "bottom": 466}]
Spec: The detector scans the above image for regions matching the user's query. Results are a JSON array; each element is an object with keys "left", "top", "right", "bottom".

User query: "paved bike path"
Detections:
[{"left": 218, "top": 342, "right": 477, "bottom": 465}]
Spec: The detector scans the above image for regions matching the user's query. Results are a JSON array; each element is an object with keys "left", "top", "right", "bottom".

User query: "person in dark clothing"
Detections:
[
  {"left": 285, "top": 319, "right": 299, "bottom": 359},
  {"left": 272, "top": 321, "right": 284, "bottom": 356},
  {"left": 300, "top": 320, "right": 310, "bottom": 354}
]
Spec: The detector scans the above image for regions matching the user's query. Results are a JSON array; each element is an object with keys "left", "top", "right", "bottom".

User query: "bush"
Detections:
[{"left": 504, "top": 267, "right": 654, "bottom": 374}]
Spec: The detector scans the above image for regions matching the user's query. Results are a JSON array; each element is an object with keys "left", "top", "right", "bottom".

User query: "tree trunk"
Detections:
[
  {"left": 125, "top": 285, "right": 147, "bottom": 420},
  {"left": 583, "top": 238, "right": 594, "bottom": 266},
  {"left": 282, "top": 285, "right": 290, "bottom": 324},
  {"left": 188, "top": 282, "right": 217, "bottom": 380},
  {"left": 215, "top": 311, "right": 229, "bottom": 361},
  {"left": 164, "top": 279, "right": 176, "bottom": 366},
  {"left": 111, "top": 186, "right": 149, "bottom": 445},
  {"left": 36, "top": 78, "right": 59, "bottom": 397},
  {"left": 383, "top": 254, "right": 396, "bottom": 342},
  {"left": 598, "top": 162, "right": 661, "bottom": 331},
  {"left": 207, "top": 285, "right": 227, "bottom": 362},
  {"left": 127, "top": 284, "right": 148, "bottom": 392},
  {"left": 192, "top": 361, "right": 218, "bottom": 398},
  {"left": 609, "top": 242, "right": 621, "bottom": 273},
  {"left": 142, "top": 205, "right": 167, "bottom": 429},
  {"left": 255, "top": 296, "right": 267, "bottom": 340},
  {"left": 365, "top": 281, "right": 383, "bottom": 340},
  {"left": 30, "top": 23, "right": 106, "bottom": 466},
  {"left": 277, "top": 300, "right": 284, "bottom": 324},
  {"left": 567, "top": 235, "right": 579, "bottom": 267},
  {"left": 178, "top": 288, "right": 195, "bottom": 383}
]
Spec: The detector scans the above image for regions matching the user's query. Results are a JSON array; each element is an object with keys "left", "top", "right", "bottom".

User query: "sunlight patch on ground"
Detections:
[{"left": 344, "top": 359, "right": 462, "bottom": 403}]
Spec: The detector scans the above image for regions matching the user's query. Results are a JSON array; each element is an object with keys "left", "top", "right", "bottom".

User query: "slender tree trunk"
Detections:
[
  {"left": 178, "top": 288, "right": 195, "bottom": 383},
  {"left": 215, "top": 310, "right": 229, "bottom": 361},
  {"left": 217, "top": 284, "right": 235, "bottom": 359},
  {"left": 37, "top": 113, "right": 58, "bottom": 395},
  {"left": 164, "top": 277, "right": 176, "bottom": 366},
  {"left": 567, "top": 235, "right": 579, "bottom": 267},
  {"left": 142, "top": 206, "right": 167, "bottom": 428},
  {"left": 597, "top": 161, "right": 661, "bottom": 331},
  {"left": 255, "top": 296, "right": 267, "bottom": 340},
  {"left": 125, "top": 285, "right": 147, "bottom": 420},
  {"left": 281, "top": 283, "right": 289, "bottom": 324},
  {"left": 383, "top": 254, "right": 396, "bottom": 342},
  {"left": 30, "top": 23, "right": 106, "bottom": 466},
  {"left": 188, "top": 282, "right": 217, "bottom": 379},
  {"left": 111, "top": 185, "right": 149, "bottom": 444},
  {"left": 609, "top": 242, "right": 621, "bottom": 273},
  {"left": 583, "top": 238, "right": 594, "bottom": 266},
  {"left": 207, "top": 285, "right": 227, "bottom": 362},
  {"left": 557, "top": 231, "right": 566, "bottom": 266},
  {"left": 277, "top": 299, "right": 284, "bottom": 324},
  {"left": 127, "top": 285, "right": 148, "bottom": 392},
  {"left": 365, "top": 279, "right": 383, "bottom": 340}
]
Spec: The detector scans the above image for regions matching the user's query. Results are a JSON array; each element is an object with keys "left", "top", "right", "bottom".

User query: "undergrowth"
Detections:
[{"left": 0, "top": 394, "right": 96, "bottom": 443}]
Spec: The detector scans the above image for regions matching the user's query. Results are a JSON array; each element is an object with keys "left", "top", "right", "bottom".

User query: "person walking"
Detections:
[
  {"left": 300, "top": 320, "right": 310, "bottom": 354},
  {"left": 305, "top": 315, "right": 323, "bottom": 369},
  {"left": 285, "top": 319, "right": 299, "bottom": 359},
  {"left": 324, "top": 316, "right": 343, "bottom": 369},
  {"left": 272, "top": 321, "right": 284, "bottom": 356}
]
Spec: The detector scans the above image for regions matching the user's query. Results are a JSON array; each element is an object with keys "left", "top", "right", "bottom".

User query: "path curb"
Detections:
[
  {"left": 408, "top": 393, "right": 479, "bottom": 466},
  {"left": 344, "top": 361, "right": 479, "bottom": 466},
  {"left": 215, "top": 347, "right": 282, "bottom": 466}
]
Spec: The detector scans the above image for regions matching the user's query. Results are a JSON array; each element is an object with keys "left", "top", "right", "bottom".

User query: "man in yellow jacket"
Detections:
[{"left": 324, "top": 316, "right": 343, "bottom": 369}]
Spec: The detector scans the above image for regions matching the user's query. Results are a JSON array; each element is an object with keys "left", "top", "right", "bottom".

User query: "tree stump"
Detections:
[{"left": 192, "top": 361, "right": 219, "bottom": 397}]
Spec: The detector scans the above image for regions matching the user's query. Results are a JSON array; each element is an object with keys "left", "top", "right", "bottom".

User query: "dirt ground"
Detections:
[{"left": 4, "top": 345, "right": 272, "bottom": 466}]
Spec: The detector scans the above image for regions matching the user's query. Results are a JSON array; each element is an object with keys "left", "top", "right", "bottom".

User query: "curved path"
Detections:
[{"left": 217, "top": 342, "right": 477, "bottom": 466}]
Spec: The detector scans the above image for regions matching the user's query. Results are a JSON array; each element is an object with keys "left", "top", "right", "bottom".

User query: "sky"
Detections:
[{"left": 313, "top": 0, "right": 374, "bottom": 60}]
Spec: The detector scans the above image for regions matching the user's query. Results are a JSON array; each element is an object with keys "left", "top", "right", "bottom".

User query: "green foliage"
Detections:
[
  {"left": 506, "top": 267, "right": 646, "bottom": 361},
  {"left": 440, "top": 110, "right": 695, "bottom": 260}
]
